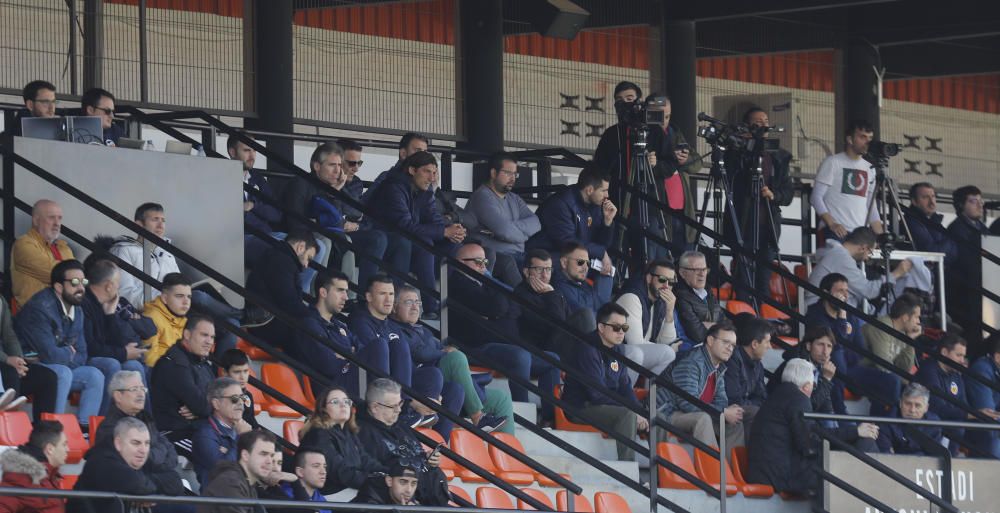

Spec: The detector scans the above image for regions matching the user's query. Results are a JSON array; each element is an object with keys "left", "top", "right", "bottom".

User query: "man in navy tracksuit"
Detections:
[
  {"left": 876, "top": 382, "right": 944, "bottom": 455},
  {"left": 967, "top": 339, "right": 1000, "bottom": 458},
  {"left": 563, "top": 303, "right": 647, "bottom": 460},
  {"left": 914, "top": 334, "right": 971, "bottom": 455},
  {"left": 294, "top": 271, "right": 361, "bottom": 396},
  {"left": 526, "top": 162, "right": 617, "bottom": 285},
  {"left": 551, "top": 242, "right": 611, "bottom": 318}
]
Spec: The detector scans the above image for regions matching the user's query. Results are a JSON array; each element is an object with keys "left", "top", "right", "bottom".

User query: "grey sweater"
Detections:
[
  {"left": 805, "top": 240, "right": 893, "bottom": 307},
  {"left": 465, "top": 184, "right": 541, "bottom": 254}
]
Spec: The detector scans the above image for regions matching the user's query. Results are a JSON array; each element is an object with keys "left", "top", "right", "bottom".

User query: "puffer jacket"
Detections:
[
  {"left": 141, "top": 296, "right": 187, "bottom": 367},
  {"left": 108, "top": 236, "right": 180, "bottom": 309},
  {"left": 0, "top": 445, "right": 64, "bottom": 513}
]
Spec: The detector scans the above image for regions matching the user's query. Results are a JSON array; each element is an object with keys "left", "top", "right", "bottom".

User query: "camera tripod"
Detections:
[
  {"left": 865, "top": 151, "right": 914, "bottom": 311},
  {"left": 744, "top": 130, "right": 793, "bottom": 306}
]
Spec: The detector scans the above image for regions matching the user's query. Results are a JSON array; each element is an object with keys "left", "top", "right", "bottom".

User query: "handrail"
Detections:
[
  {"left": 804, "top": 412, "right": 1000, "bottom": 431},
  {"left": 0, "top": 487, "right": 514, "bottom": 513}
]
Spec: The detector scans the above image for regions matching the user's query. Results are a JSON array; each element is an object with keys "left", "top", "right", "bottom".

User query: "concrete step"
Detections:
[
  {"left": 512, "top": 400, "right": 537, "bottom": 424},
  {"left": 515, "top": 426, "right": 619, "bottom": 460}
]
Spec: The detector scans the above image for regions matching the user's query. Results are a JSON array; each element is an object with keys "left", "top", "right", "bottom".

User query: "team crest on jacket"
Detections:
[
  {"left": 610, "top": 360, "right": 619, "bottom": 372},
  {"left": 949, "top": 381, "right": 959, "bottom": 395},
  {"left": 587, "top": 216, "right": 593, "bottom": 227}
]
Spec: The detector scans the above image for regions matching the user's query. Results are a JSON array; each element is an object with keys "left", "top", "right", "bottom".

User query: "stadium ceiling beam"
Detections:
[
  {"left": 693, "top": 16, "right": 844, "bottom": 57},
  {"left": 879, "top": 38, "right": 1000, "bottom": 78},
  {"left": 664, "top": 0, "right": 900, "bottom": 22}
]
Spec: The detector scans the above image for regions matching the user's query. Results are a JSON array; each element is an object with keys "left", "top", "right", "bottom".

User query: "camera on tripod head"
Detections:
[
  {"left": 696, "top": 112, "right": 748, "bottom": 150},
  {"left": 865, "top": 140, "right": 902, "bottom": 160},
  {"left": 614, "top": 97, "right": 666, "bottom": 129}
]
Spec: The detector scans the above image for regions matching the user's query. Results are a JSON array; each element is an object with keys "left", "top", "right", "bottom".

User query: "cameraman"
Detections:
[
  {"left": 725, "top": 107, "right": 794, "bottom": 301},
  {"left": 595, "top": 84, "right": 699, "bottom": 268}
]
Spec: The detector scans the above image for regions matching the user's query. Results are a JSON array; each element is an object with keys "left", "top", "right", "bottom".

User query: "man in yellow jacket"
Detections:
[
  {"left": 11, "top": 199, "right": 74, "bottom": 306},
  {"left": 143, "top": 273, "right": 193, "bottom": 366}
]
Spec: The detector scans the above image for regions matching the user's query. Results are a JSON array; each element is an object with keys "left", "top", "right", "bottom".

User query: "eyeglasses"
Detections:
[
  {"left": 327, "top": 398, "right": 353, "bottom": 407},
  {"left": 600, "top": 322, "right": 629, "bottom": 333},
  {"left": 32, "top": 99, "right": 59, "bottom": 105},
  {"left": 345, "top": 160, "right": 364, "bottom": 168},
  {"left": 650, "top": 273, "right": 677, "bottom": 284},
  {"left": 499, "top": 169, "right": 520, "bottom": 177},
  {"left": 461, "top": 257, "right": 489, "bottom": 267},
  {"left": 93, "top": 107, "right": 114, "bottom": 115},
  {"left": 401, "top": 299, "right": 422, "bottom": 308},
  {"left": 375, "top": 400, "right": 405, "bottom": 411},
  {"left": 64, "top": 278, "right": 89, "bottom": 287},
  {"left": 217, "top": 394, "right": 246, "bottom": 406},
  {"left": 681, "top": 267, "right": 708, "bottom": 274},
  {"left": 527, "top": 266, "right": 553, "bottom": 274},
  {"left": 571, "top": 259, "right": 589, "bottom": 267},
  {"left": 116, "top": 386, "right": 147, "bottom": 394}
]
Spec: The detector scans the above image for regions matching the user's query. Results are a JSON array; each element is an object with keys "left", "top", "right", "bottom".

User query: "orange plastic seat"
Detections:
[
  {"left": 729, "top": 446, "right": 774, "bottom": 498},
  {"left": 556, "top": 490, "right": 594, "bottom": 512},
  {"left": 475, "top": 487, "right": 514, "bottom": 509},
  {"left": 488, "top": 432, "right": 571, "bottom": 487},
  {"left": 449, "top": 485, "right": 473, "bottom": 507},
  {"left": 553, "top": 386, "right": 600, "bottom": 433},
  {"left": 416, "top": 428, "right": 455, "bottom": 480},
  {"left": 0, "top": 411, "right": 33, "bottom": 446},
  {"left": 88, "top": 416, "right": 104, "bottom": 444},
  {"left": 451, "top": 430, "right": 511, "bottom": 483},
  {"left": 692, "top": 448, "right": 739, "bottom": 496},
  {"left": 517, "top": 488, "right": 554, "bottom": 510},
  {"left": 283, "top": 420, "right": 304, "bottom": 446},
  {"left": 237, "top": 337, "right": 275, "bottom": 361},
  {"left": 634, "top": 388, "right": 649, "bottom": 402},
  {"left": 713, "top": 283, "right": 734, "bottom": 301},
  {"left": 725, "top": 300, "right": 757, "bottom": 316},
  {"left": 656, "top": 442, "right": 699, "bottom": 490},
  {"left": 301, "top": 375, "right": 317, "bottom": 407},
  {"left": 760, "top": 303, "right": 789, "bottom": 321},
  {"left": 260, "top": 363, "right": 312, "bottom": 417},
  {"left": 41, "top": 413, "right": 88, "bottom": 464},
  {"left": 769, "top": 263, "right": 798, "bottom": 307},
  {"left": 595, "top": 491, "right": 631, "bottom": 513}
]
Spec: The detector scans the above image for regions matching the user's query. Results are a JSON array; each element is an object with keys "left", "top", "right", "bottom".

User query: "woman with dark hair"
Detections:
[{"left": 298, "top": 387, "right": 385, "bottom": 495}]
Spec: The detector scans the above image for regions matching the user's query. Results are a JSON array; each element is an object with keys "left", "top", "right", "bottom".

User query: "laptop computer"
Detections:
[
  {"left": 165, "top": 141, "right": 193, "bottom": 155},
  {"left": 20, "top": 117, "right": 65, "bottom": 141},
  {"left": 117, "top": 137, "right": 146, "bottom": 150},
  {"left": 21, "top": 116, "right": 104, "bottom": 144}
]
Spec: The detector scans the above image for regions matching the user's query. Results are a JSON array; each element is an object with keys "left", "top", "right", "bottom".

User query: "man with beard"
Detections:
[
  {"left": 14, "top": 259, "right": 104, "bottom": 429},
  {"left": 810, "top": 120, "right": 884, "bottom": 243}
]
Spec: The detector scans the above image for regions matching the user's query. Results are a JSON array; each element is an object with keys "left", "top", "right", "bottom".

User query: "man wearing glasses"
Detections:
[
  {"left": 563, "top": 303, "right": 648, "bottom": 460},
  {"left": 14, "top": 259, "right": 105, "bottom": 431},
  {"left": 614, "top": 259, "right": 685, "bottom": 380},
  {"left": 673, "top": 250, "right": 725, "bottom": 345},
  {"left": 514, "top": 249, "right": 574, "bottom": 355},
  {"left": 466, "top": 151, "right": 541, "bottom": 287},
  {"left": 7, "top": 80, "right": 58, "bottom": 136},
  {"left": 553, "top": 242, "right": 612, "bottom": 316},
  {"left": 94, "top": 370, "right": 180, "bottom": 487},
  {"left": 191, "top": 377, "right": 253, "bottom": 486},
  {"left": 80, "top": 87, "right": 123, "bottom": 146}
]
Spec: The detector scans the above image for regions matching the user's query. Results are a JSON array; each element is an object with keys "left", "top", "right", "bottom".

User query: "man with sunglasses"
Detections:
[
  {"left": 672, "top": 251, "right": 724, "bottom": 345},
  {"left": 14, "top": 259, "right": 105, "bottom": 431},
  {"left": 191, "top": 377, "right": 253, "bottom": 486},
  {"left": 80, "top": 87, "right": 123, "bottom": 146},
  {"left": 564, "top": 303, "right": 647, "bottom": 460},
  {"left": 553, "top": 242, "right": 612, "bottom": 317},
  {"left": 614, "top": 259, "right": 684, "bottom": 380}
]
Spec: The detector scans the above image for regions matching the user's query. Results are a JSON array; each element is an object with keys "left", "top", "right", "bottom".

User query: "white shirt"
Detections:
[{"left": 813, "top": 152, "right": 876, "bottom": 231}]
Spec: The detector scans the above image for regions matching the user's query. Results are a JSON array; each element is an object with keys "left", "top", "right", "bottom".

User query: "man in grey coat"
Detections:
[
  {"left": 466, "top": 152, "right": 541, "bottom": 287},
  {"left": 805, "top": 227, "right": 912, "bottom": 308}
]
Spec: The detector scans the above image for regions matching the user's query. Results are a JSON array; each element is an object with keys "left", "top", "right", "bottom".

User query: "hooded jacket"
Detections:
[
  {"left": 365, "top": 166, "right": 445, "bottom": 245},
  {"left": 0, "top": 445, "right": 64, "bottom": 513},
  {"left": 108, "top": 236, "right": 180, "bottom": 309},
  {"left": 141, "top": 295, "right": 187, "bottom": 367}
]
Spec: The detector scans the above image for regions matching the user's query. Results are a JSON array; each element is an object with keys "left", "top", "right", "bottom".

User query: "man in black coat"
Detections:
[
  {"left": 947, "top": 185, "right": 990, "bottom": 355},
  {"left": 355, "top": 379, "right": 450, "bottom": 506},
  {"left": 725, "top": 314, "right": 770, "bottom": 441},
  {"left": 513, "top": 249, "right": 577, "bottom": 355},
  {"left": 747, "top": 358, "right": 818, "bottom": 496},
  {"left": 69, "top": 417, "right": 187, "bottom": 513},
  {"left": 246, "top": 230, "right": 319, "bottom": 349},
  {"left": 150, "top": 314, "right": 216, "bottom": 455},
  {"left": 673, "top": 250, "right": 725, "bottom": 344}
]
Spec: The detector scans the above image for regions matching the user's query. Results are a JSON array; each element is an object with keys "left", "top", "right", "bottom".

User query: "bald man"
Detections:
[{"left": 11, "top": 200, "right": 75, "bottom": 306}]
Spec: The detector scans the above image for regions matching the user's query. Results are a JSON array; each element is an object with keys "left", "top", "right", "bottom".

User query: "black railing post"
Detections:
[{"left": 1, "top": 133, "right": 15, "bottom": 276}]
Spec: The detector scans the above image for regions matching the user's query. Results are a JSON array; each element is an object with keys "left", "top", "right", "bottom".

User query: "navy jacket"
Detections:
[
  {"left": 81, "top": 290, "right": 156, "bottom": 363},
  {"left": 804, "top": 302, "right": 865, "bottom": 369},
  {"left": 447, "top": 270, "right": 521, "bottom": 348},
  {"left": 190, "top": 415, "right": 238, "bottom": 486},
  {"left": 245, "top": 170, "right": 283, "bottom": 233},
  {"left": 293, "top": 307, "right": 354, "bottom": 385},
  {"left": 563, "top": 333, "right": 639, "bottom": 409},
  {"left": 150, "top": 343, "right": 214, "bottom": 433},
  {"left": 341, "top": 177, "right": 366, "bottom": 222},
  {"left": 387, "top": 318, "right": 446, "bottom": 366},
  {"left": 513, "top": 281, "right": 572, "bottom": 349},
  {"left": 967, "top": 355, "right": 1000, "bottom": 411},
  {"left": 281, "top": 173, "right": 326, "bottom": 233},
  {"left": 14, "top": 288, "right": 88, "bottom": 368},
  {"left": 876, "top": 409, "right": 943, "bottom": 455},
  {"left": 552, "top": 271, "right": 608, "bottom": 315},
  {"left": 247, "top": 241, "right": 310, "bottom": 346},
  {"left": 746, "top": 381, "right": 816, "bottom": 494},
  {"left": 724, "top": 345, "right": 767, "bottom": 408},
  {"left": 903, "top": 205, "right": 957, "bottom": 267},
  {"left": 527, "top": 186, "right": 613, "bottom": 260},
  {"left": 366, "top": 166, "right": 445, "bottom": 244},
  {"left": 347, "top": 306, "right": 395, "bottom": 353},
  {"left": 915, "top": 362, "right": 968, "bottom": 422}
]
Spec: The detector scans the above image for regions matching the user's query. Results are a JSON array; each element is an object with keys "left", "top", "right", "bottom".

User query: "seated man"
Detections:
[
  {"left": 746, "top": 358, "right": 819, "bottom": 496},
  {"left": 150, "top": 314, "right": 216, "bottom": 455},
  {"left": 804, "top": 272, "right": 865, "bottom": 374},
  {"left": 858, "top": 293, "right": 922, "bottom": 411},
  {"left": 656, "top": 322, "right": 744, "bottom": 450},
  {"left": 563, "top": 303, "right": 648, "bottom": 460},
  {"left": 191, "top": 377, "right": 253, "bottom": 486},
  {"left": 772, "top": 325, "right": 879, "bottom": 452},
  {"left": 0, "top": 419, "right": 67, "bottom": 512},
  {"left": 968, "top": 337, "right": 1000, "bottom": 458},
  {"left": 80, "top": 87, "right": 123, "bottom": 146},
  {"left": 805, "top": 226, "right": 912, "bottom": 308},
  {"left": 70, "top": 417, "right": 187, "bottom": 513},
  {"left": 904, "top": 182, "right": 957, "bottom": 266},
  {"left": 513, "top": 249, "right": 575, "bottom": 355},
  {"left": 877, "top": 383, "right": 944, "bottom": 455},
  {"left": 673, "top": 250, "right": 724, "bottom": 345},
  {"left": 365, "top": 150, "right": 466, "bottom": 318},
  {"left": 351, "top": 458, "right": 423, "bottom": 507},
  {"left": 247, "top": 229, "right": 319, "bottom": 347},
  {"left": 914, "top": 334, "right": 984, "bottom": 454},
  {"left": 449, "top": 242, "right": 561, "bottom": 424},
  {"left": 142, "top": 273, "right": 192, "bottom": 367},
  {"left": 615, "top": 258, "right": 682, "bottom": 378},
  {"left": 263, "top": 448, "right": 331, "bottom": 513},
  {"left": 356, "top": 379, "right": 451, "bottom": 506},
  {"left": 200, "top": 430, "right": 277, "bottom": 513},
  {"left": 81, "top": 258, "right": 153, "bottom": 409},
  {"left": 349, "top": 274, "right": 440, "bottom": 427},
  {"left": 725, "top": 315, "right": 770, "bottom": 440},
  {"left": 14, "top": 259, "right": 104, "bottom": 429},
  {"left": 389, "top": 284, "right": 511, "bottom": 436},
  {"left": 95, "top": 370, "right": 179, "bottom": 483},
  {"left": 552, "top": 242, "right": 612, "bottom": 318},
  {"left": 0, "top": 295, "right": 59, "bottom": 422},
  {"left": 218, "top": 349, "right": 261, "bottom": 429},
  {"left": 7, "top": 80, "right": 58, "bottom": 137},
  {"left": 466, "top": 151, "right": 541, "bottom": 286},
  {"left": 231, "top": 133, "right": 284, "bottom": 270},
  {"left": 294, "top": 271, "right": 361, "bottom": 396},
  {"left": 11, "top": 199, "right": 74, "bottom": 306}
]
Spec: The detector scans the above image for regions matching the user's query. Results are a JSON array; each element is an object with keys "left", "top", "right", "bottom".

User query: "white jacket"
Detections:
[{"left": 109, "top": 237, "right": 180, "bottom": 308}]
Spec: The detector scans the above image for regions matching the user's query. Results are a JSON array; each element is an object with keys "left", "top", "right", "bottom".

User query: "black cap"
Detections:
[{"left": 386, "top": 457, "right": 424, "bottom": 477}]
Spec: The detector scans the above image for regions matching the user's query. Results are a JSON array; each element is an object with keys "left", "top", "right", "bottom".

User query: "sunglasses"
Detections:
[
  {"left": 64, "top": 278, "right": 89, "bottom": 287},
  {"left": 218, "top": 394, "right": 246, "bottom": 406},
  {"left": 600, "top": 322, "right": 629, "bottom": 333},
  {"left": 93, "top": 106, "right": 114, "bottom": 115},
  {"left": 571, "top": 259, "right": 589, "bottom": 267},
  {"left": 650, "top": 273, "right": 677, "bottom": 284},
  {"left": 461, "top": 257, "right": 489, "bottom": 266},
  {"left": 345, "top": 159, "right": 364, "bottom": 167}
]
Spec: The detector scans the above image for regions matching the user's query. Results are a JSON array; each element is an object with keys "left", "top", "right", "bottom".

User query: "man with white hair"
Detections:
[
  {"left": 746, "top": 358, "right": 819, "bottom": 496},
  {"left": 11, "top": 199, "right": 74, "bottom": 306},
  {"left": 673, "top": 250, "right": 724, "bottom": 344},
  {"left": 876, "top": 382, "right": 944, "bottom": 455}
]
